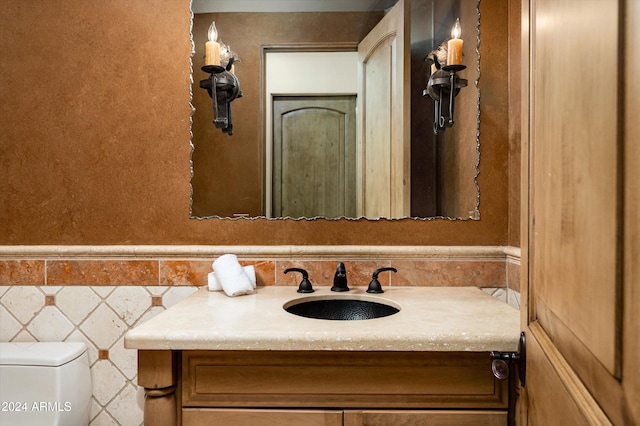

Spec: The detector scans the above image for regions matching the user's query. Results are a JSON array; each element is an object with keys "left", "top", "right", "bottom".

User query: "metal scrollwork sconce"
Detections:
[
  {"left": 424, "top": 64, "right": 467, "bottom": 134},
  {"left": 199, "top": 21, "right": 243, "bottom": 135},
  {"left": 424, "top": 18, "right": 468, "bottom": 134},
  {"left": 200, "top": 59, "right": 242, "bottom": 135}
]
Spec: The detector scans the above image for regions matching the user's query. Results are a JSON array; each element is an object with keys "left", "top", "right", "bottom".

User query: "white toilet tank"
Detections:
[{"left": 0, "top": 342, "right": 92, "bottom": 426}]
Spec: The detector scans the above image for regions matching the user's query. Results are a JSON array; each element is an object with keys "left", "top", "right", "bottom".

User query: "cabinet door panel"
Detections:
[
  {"left": 183, "top": 408, "right": 342, "bottom": 426},
  {"left": 344, "top": 410, "right": 506, "bottom": 426}
]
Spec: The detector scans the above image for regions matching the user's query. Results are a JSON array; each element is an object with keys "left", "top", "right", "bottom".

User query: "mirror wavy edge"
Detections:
[{"left": 188, "top": 0, "right": 481, "bottom": 221}]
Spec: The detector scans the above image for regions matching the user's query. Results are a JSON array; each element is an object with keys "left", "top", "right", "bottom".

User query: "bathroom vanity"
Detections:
[{"left": 125, "top": 286, "right": 520, "bottom": 426}]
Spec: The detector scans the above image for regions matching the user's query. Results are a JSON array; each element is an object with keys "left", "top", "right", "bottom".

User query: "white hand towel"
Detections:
[
  {"left": 207, "top": 272, "right": 222, "bottom": 291},
  {"left": 212, "top": 254, "right": 255, "bottom": 297},
  {"left": 244, "top": 265, "right": 257, "bottom": 289},
  {"left": 208, "top": 266, "right": 255, "bottom": 291}
]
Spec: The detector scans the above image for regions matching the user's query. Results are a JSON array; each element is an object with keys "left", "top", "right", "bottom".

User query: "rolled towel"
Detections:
[
  {"left": 244, "top": 265, "right": 257, "bottom": 289},
  {"left": 208, "top": 266, "right": 255, "bottom": 291},
  {"left": 212, "top": 254, "right": 255, "bottom": 297},
  {"left": 207, "top": 272, "right": 222, "bottom": 291}
]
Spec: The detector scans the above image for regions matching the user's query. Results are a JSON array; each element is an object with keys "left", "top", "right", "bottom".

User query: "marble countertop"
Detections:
[{"left": 124, "top": 286, "right": 520, "bottom": 352}]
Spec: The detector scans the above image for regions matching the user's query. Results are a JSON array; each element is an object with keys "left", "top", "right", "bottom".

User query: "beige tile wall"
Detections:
[
  {"left": 0, "top": 285, "right": 198, "bottom": 425},
  {"left": 0, "top": 245, "right": 520, "bottom": 426}
]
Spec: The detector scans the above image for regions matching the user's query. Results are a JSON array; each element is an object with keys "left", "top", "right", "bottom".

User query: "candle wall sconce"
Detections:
[
  {"left": 424, "top": 18, "right": 467, "bottom": 134},
  {"left": 199, "top": 21, "right": 242, "bottom": 135},
  {"left": 199, "top": 58, "right": 242, "bottom": 135},
  {"left": 423, "top": 63, "right": 467, "bottom": 134}
]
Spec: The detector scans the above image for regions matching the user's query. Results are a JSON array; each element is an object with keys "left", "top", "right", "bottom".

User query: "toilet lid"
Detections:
[{"left": 0, "top": 342, "right": 87, "bottom": 366}]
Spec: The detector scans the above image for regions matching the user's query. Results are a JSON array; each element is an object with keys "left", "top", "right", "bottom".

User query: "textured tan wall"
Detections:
[{"left": 0, "top": 0, "right": 513, "bottom": 246}]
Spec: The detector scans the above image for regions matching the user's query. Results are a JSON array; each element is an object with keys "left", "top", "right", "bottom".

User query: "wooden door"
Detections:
[
  {"left": 520, "top": 0, "right": 639, "bottom": 424},
  {"left": 357, "top": 0, "right": 411, "bottom": 218},
  {"left": 272, "top": 96, "right": 356, "bottom": 218}
]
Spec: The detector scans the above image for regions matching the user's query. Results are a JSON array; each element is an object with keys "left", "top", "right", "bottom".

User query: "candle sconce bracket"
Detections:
[
  {"left": 199, "top": 58, "right": 243, "bottom": 135},
  {"left": 424, "top": 64, "right": 467, "bottom": 134}
]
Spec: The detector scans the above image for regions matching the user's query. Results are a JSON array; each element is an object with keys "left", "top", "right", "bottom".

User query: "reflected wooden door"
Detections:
[
  {"left": 521, "top": 0, "right": 639, "bottom": 424},
  {"left": 272, "top": 96, "right": 356, "bottom": 218},
  {"left": 357, "top": 0, "right": 411, "bottom": 218}
]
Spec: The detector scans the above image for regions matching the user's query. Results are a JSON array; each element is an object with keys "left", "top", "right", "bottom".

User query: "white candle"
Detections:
[
  {"left": 447, "top": 18, "right": 463, "bottom": 66},
  {"left": 205, "top": 21, "right": 220, "bottom": 66}
]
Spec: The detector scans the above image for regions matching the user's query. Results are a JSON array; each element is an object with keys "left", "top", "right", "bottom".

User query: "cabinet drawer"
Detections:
[{"left": 182, "top": 351, "right": 507, "bottom": 409}]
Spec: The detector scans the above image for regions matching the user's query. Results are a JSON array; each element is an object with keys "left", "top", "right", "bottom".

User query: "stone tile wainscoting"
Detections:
[
  {"left": 0, "top": 245, "right": 520, "bottom": 426},
  {"left": 0, "top": 285, "right": 198, "bottom": 425}
]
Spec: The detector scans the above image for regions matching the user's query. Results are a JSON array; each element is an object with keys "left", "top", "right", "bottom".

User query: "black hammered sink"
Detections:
[{"left": 284, "top": 297, "right": 400, "bottom": 321}]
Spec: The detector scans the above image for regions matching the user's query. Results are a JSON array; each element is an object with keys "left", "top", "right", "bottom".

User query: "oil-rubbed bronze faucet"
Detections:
[
  {"left": 331, "top": 262, "right": 349, "bottom": 292},
  {"left": 283, "top": 268, "right": 314, "bottom": 293},
  {"left": 366, "top": 267, "right": 397, "bottom": 293}
]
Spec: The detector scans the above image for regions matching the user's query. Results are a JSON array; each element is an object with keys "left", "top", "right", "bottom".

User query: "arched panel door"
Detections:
[{"left": 272, "top": 96, "right": 356, "bottom": 218}]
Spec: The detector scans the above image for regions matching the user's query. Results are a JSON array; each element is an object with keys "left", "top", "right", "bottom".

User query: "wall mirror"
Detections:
[{"left": 190, "top": 0, "right": 480, "bottom": 220}]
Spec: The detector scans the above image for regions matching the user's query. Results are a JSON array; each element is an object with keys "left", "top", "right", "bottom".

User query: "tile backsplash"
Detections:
[{"left": 0, "top": 245, "right": 520, "bottom": 425}]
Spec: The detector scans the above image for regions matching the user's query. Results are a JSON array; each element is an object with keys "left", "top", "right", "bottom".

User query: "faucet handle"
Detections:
[
  {"left": 366, "top": 267, "right": 397, "bottom": 294},
  {"left": 284, "top": 268, "right": 314, "bottom": 293}
]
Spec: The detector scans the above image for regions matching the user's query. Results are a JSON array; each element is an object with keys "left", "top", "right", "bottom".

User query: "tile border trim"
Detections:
[{"left": 1, "top": 245, "right": 520, "bottom": 260}]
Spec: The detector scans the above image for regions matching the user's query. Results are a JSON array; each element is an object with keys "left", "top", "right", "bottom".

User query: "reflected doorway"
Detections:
[{"left": 272, "top": 96, "right": 357, "bottom": 218}]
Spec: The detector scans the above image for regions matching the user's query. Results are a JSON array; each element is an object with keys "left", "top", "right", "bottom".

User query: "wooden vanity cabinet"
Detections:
[{"left": 176, "top": 350, "right": 508, "bottom": 425}]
